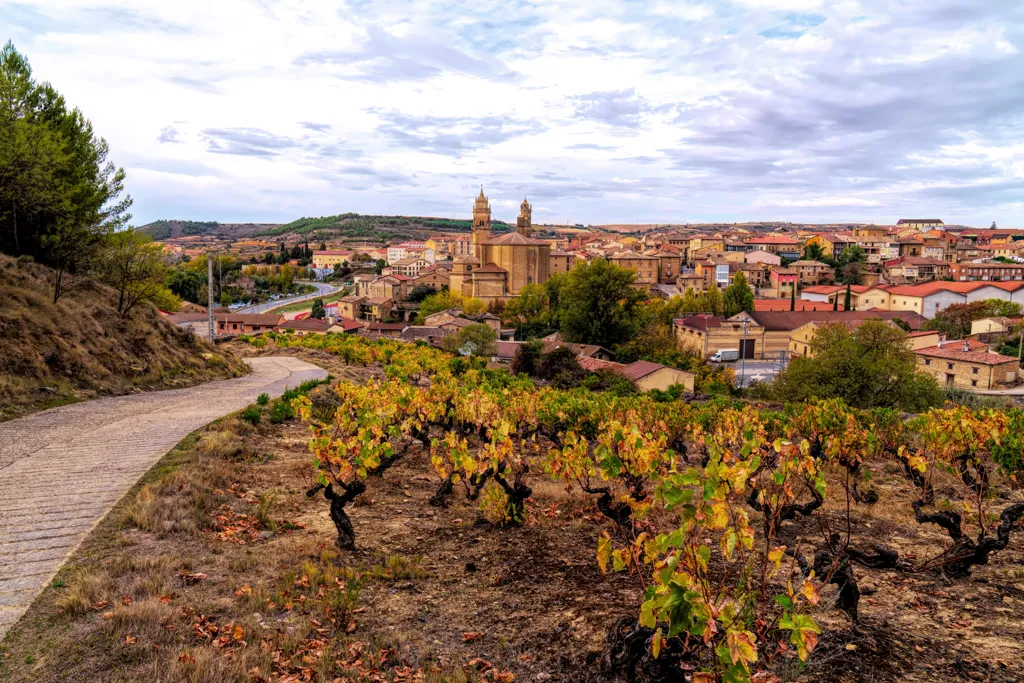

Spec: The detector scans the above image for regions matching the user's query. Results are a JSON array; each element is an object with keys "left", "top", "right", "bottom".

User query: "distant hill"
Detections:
[
  {"left": 139, "top": 220, "right": 280, "bottom": 241},
  {"left": 255, "top": 213, "right": 513, "bottom": 240}
]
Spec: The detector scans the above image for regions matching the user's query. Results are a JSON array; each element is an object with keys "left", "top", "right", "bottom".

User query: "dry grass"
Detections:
[
  {"left": 122, "top": 464, "right": 228, "bottom": 534},
  {"left": 0, "top": 254, "right": 247, "bottom": 421},
  {"left": 54, "top": 571, "right": 114, "bottom": 617}
]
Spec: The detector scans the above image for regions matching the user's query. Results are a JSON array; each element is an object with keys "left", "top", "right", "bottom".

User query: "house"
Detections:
[
  {"left": 575, "top": 357, "right": 696, "bottom": 393},
  {"left": 328, "top": 319, "right": 364, "bottom": 334},
  {"left": 337, "top": 294, "right": 393, "bottom": 322},
  {"left": 423, "top": 309, "right": 462, "bottom": 327},
  {"left": 549, "top": 249, "right": 574, "bottom": 275},
  {"left": 676, "top": 273, "right": 707, "bottom": 294},
  {"left": 897, "top": 219, "right": 944, "bottom": 230},
  {"left": 743, "top": 235, "right": 801, "bottom": 258},
  {"left": 766, "top": 268, "right": 798, "bottom": 299},
  {"left": 609, "top": 252, "right": 661, "bottom": 288},
  {"left": 312, "top": 250, "right": 354, "bottom": 269},
  {"left": 745, "top": 250, "right": 782, "bottom": 267},
  {"left": 358, "top": 322, "right": 409, "bottom": 338},
  {"left": 950, "top": 262, "right": 1024, "bottom": 283},
  {"left": 971, "top": 317, "right": 1022, "bottom": 342},
  {"left": 618, "top": 361, "right": 696, "bottom": 392},
  {"left": 883, "top": 257, "right": 950, "bottom": 283},
  {"left": 915, "top": 341, "right": 1019, "bottom": 390},
  {"left": 400, "top": 326, "right": 446, "bottom": 342},
  {"left": 787, "top": 260, "right": 835, "bottom": 285},
  {"left": 275, "top": 318, "right": 331, "bottom": 336},
  {"left": 391, "top": 257, "right": 430, "bottom": 277},
  {"left": 906, "top": 330, "right": 941, "bottom": 350},
  {"left": 215, "top": 313, "right": 284, "bottom": 336}
]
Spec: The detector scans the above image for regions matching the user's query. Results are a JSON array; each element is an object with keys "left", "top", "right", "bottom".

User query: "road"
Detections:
[
  {"left": 237, "top": 280, "right": 340, "bottom": 314},
  {"left": 0, "top": 357, "right": 327, "bottom": 639},
  {"left": 728, "top": 360, "right": 784, "bottom": 388}
]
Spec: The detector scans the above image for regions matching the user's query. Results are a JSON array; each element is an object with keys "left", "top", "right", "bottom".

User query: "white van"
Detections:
[{"left": 710, "top": 349, "right": 739, "bottom": 363}]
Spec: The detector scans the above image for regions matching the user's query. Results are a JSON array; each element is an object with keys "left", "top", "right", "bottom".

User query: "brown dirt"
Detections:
[
  {"left": 1, "top": 364, "right": 1022, "bottom": 682},
  {"left": 0, "top": 254, "right": 247, "bottom": 421}
]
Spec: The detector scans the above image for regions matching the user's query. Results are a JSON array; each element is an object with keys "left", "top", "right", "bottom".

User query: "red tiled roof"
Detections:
[
  {"left": 745, "top": 235, "right": 800, "bottom": 245},
  {"left": 677, "top": 314, "right": 722, "bottom": 331},
  {"left": 745, "top": 310, "right": 927, "bottom": 332},
  {"left": 330, "top": 318, "right": 364, "bottom": 332},
  {"left": 618, "top": 360, "right": 667, "bottom": 381},
  {"left": 915, "top": 345, "right": 1018, "bottom": 365},
  {"left": 754, "top": 300, "right": 843, "bottom": 312},
  {"left": 474, "top": 263, "right": 508, "bottom": 273},
  {"left": 577, "top": 356, "right": 623, "bottom": 372},
  {"left": 277, "top": 318, "right": 330, "bottom": 331}
]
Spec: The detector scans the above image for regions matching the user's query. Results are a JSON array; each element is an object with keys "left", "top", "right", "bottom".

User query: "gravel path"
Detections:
[{"left": 0, "top": 356, "right": 327, "bottom": 638}]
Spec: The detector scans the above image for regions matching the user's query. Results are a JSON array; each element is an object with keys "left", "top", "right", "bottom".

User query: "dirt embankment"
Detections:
[{"left": 0, "top": 255, "right": 246, "bottom": 421}]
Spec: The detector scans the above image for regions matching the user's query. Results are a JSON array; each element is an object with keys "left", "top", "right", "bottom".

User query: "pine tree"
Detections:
[{"left": 844, "top": 283, "right": 852, "bottom": 312}]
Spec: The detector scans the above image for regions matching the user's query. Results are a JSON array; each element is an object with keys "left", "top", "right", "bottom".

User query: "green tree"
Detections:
[
  {"left": 502, "top": 282, "right": 550, "bottom": 338},
  {"left": 441, "top": 323, "right": 496, "bottom": 357},
  {"left": 557, "top": 259, "right": 646, "bottom": 348},
  {"left": 0, "top": 42, "right": 132, "bottom": 302},
  {"left": 771, "top": 320, "right": 942, "bottom": 410},
  {"left": 843, "top": 283, "right": 852, "bottom": 311},
  {"left": 407, "top": 284, "right": 437, "bottom": 303},
  {"left": 803, "top": 243, "right": 825, "bottom": 261},
  {"left": 311, "top": 297, "right": 326, "bottom": 319},
  {"left": 98, "top": 228, "right": 168, "bottom": 317},
  {"left": 722, "top": 272, "right": 755, "bottom": 317},
  {"left": 702, "top": 285, "right": 724, "bottom": 316},
  {"left": 680, "top": 287, "right": 702, "bottom": 314}
]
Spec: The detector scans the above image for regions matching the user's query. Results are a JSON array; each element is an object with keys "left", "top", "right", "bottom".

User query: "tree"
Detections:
[
  {"left": 375, "top": 258, "right": 386, "bottom": 274},
  {"left": 803, "top": 243, "right": 825, "bottom": 261},
  {"left": 843, "top": 283, "right": 852, "bottom": 311},
  {"left": 502, "top": 283, "right": 550, "bottom": 338},
  {"left": 98, "top": 228, "right": 168, "bottom": 317},
  {"left": 441, "top": 323, "right": 496, "bottom": 357},
  {"left": 723, "top": 272, "right": 755, "bottom": 317},
  {"left": 407, "top": 284, "right": 437, "bottom": 303},
  {"left": 680, "top": 287, "right": 702, "bottom": 313},
  {"left": 991, "top": 221, "right": 997, "bottom": 229},
  {"left": 923, "top": 299, "right": 1020, "bottom": 340},
  {"left": 0, "top": 42, "right": 132, "bottom": 302},
  {"left": 790, "top": 283, "right": 796, "bottom": 311},
  {"left": 311, "top": 298, "right": 326, "bottom": 319},
  {"left": 557, "top": 259, "right": 646, "bottom": 348},
  {"left": 702, "top": 284, "right": 724, "bottom": 316},
  {"left": 771, "top": 320, "right": 942, "bottom": 411},
  {"left": 319, "top": 241, "right": 327, "bottom": 251}
]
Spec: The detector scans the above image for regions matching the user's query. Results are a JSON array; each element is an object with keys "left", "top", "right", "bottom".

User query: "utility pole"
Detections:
[
  {"left": 207, "top": 255, "right": 215, "bottom": 342},
  {"left": 740, "top": 318, "right": 749, "bottom": 388}
]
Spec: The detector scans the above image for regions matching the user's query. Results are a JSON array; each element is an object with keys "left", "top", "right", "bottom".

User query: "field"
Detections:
[{"left": 2, "top": 335, "right": 1023, "bottom": 683}]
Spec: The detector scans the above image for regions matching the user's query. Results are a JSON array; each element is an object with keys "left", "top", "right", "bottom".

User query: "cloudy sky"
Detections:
[{"left": 5, "top": 0, "right": 1023, "bottom": 227}]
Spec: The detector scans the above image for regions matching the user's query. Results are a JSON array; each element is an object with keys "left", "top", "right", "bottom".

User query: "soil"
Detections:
[{"left": 2, "top": 354, "right": 1023, "bottom": 682}]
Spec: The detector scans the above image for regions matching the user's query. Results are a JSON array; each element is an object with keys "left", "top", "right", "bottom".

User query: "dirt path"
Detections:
[{"left": 0, "top": 356, "right": 327, "bottom": 638}]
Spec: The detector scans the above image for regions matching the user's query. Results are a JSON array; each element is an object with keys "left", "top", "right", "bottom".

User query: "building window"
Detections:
[
  {"left": 972, "top": 367, "right": 979, "bottom": 375},
  {"left": 972, "top": 379, "right": 978, "bottom": 387},
  {"left": 924, "top": 359, "right": 931, "bottom": 366},
  {"left": 947, "top": 363, "right": 954, "bottom": 371}
]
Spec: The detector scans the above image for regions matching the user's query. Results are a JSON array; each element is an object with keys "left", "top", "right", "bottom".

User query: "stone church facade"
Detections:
[{"left": 449, "top": 188, "right": 551, "bottom": 303}]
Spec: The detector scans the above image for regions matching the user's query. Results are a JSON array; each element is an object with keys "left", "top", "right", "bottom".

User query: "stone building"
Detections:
[{"left": 449, "top": 189, "right": 552, "bottom": 303}]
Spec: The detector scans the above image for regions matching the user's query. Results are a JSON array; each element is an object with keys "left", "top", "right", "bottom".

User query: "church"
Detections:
[{"left": 449, "top": 188, "right": 552, "bottom": 303}]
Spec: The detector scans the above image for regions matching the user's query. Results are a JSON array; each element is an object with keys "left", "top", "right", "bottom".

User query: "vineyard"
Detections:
[{"left": 240, "top": 332, "right": 1024, "bottom": 682}]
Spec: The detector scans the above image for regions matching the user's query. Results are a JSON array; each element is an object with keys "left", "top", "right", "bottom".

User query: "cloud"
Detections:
[
  {"left": 158, "top": 126, "right": 183, "bottom": 144},
  {"left": 295, "top": 26, "right": 517, "bottom": 83},
  {"left": 373, "top": 110, "right": 544, "bottom": 155},
  {"left": 201, "top": 128, "right": 297, "bottom": 158},
  {"left": 571, "top": 89, "right": 650, "bottom": 129},
  {"left": 8, "top": 0, "right": 1023, "bottom": 226}
]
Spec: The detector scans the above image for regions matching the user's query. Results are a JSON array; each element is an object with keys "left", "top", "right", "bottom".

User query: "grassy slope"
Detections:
[{"left": 0, "top": 254, "right": 247, "bottom": 421}]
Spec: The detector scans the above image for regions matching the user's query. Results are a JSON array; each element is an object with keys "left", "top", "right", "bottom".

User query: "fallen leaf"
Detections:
[
  {"left": 179, "top": 651, "right": 196, "bottom": 664},
  {"left": 92, "top": 600, "right": 109, "bottom": 610},
  {"left": 345, "top": 620, "right": 357, "bottom": 633},
  {"left": 124, "top": 635, "right": 137, "bottom": 645},
  {"left": 122, "top": 596, "right": 133, "bottom": 606},
  {"left": 468, "top": 658, "right": 493, "bottom": 671},
  {"left": 463, "top": 631, "right": 485, "bottom": 643}
]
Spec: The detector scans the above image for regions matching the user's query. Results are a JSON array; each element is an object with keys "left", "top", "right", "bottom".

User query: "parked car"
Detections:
[{"left": 710, "top": 349, "right": 740, "bottom": 363}]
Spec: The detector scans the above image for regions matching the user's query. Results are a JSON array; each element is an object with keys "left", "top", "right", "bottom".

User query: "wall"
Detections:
[{"left": 636, "top": 368, "right": 695, "bottom": 392}]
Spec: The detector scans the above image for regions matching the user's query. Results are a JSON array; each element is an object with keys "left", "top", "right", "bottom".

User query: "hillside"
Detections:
[
  {"left": 0, "top": 254, "right": 247, "bottom": 421},
  {"left": 138, "top": 220, "right": 280, "bottom": 241}
]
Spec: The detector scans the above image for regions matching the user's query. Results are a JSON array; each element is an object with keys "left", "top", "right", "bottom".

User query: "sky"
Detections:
[{"left": 4, "top": 0, "right": 1024, "bottom": 227}]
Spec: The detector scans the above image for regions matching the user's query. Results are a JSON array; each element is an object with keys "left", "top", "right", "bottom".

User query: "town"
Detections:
[{"left": 159, "top": 195, "right": 1023, "bottom": 394}]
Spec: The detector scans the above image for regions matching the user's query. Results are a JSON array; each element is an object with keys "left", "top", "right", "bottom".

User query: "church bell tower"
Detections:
[
  {"left": 516, "top": 197, "right": 533, "bottom": 236},
  {"left": 472, "top": 186, "right": 492, "bottom": 256}
]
